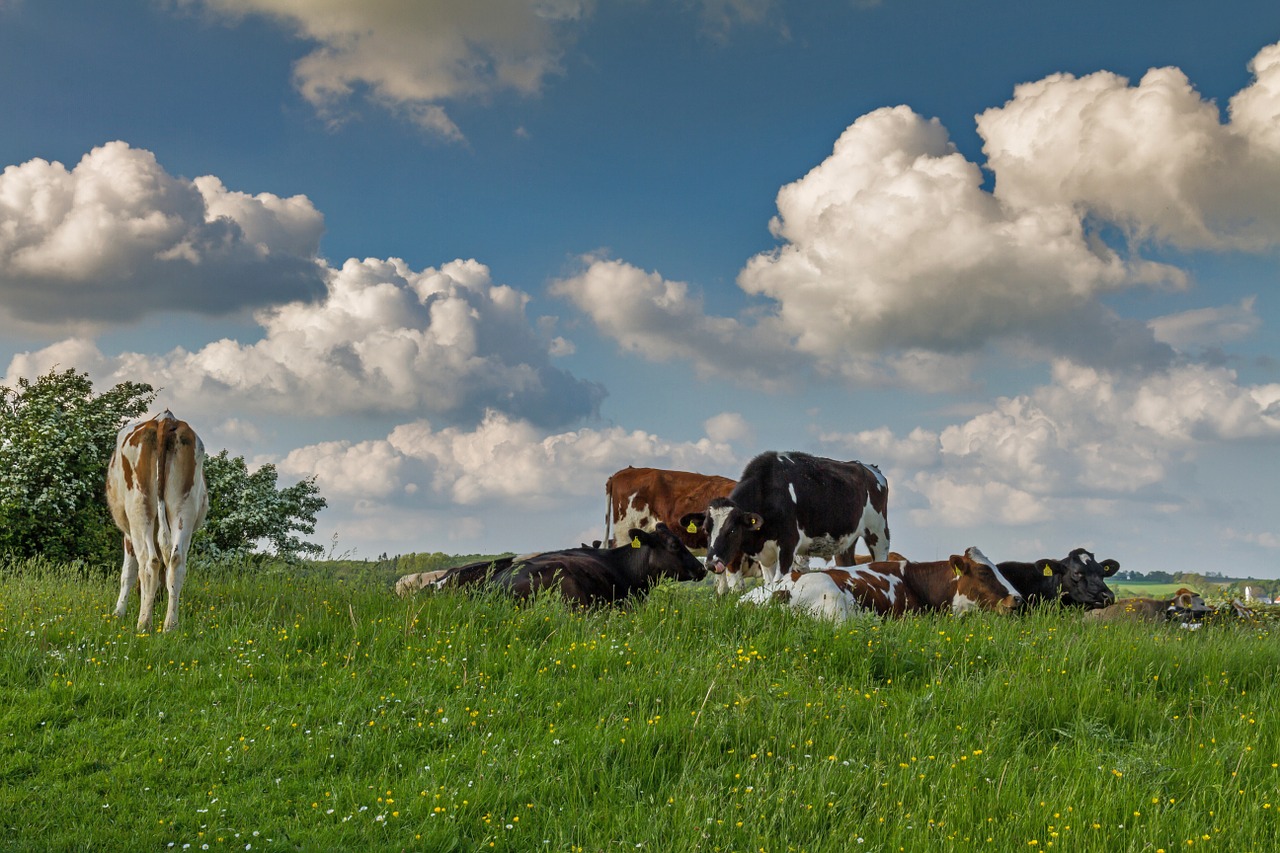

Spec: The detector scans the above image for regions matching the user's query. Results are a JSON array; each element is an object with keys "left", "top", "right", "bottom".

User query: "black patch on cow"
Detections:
[{"left": 700, "top": 451, "right": 889, "bottom": 577}]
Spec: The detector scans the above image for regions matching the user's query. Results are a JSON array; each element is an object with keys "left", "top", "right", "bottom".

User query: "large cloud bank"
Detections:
[
  {"left": 558, "top": 41, "right": 1280, "bottom": 388},
  {"left": 5, "top": 256, "right": 603, "bottom": 427},
  {"left": 820, "top": 361, "right": 1280, "bottom": 528},
  {"left": 0, "top": 141, "right": 325, "bottom": 326},
  {"left": 279, "top": 409, "right": 739, "bottom": 508}
]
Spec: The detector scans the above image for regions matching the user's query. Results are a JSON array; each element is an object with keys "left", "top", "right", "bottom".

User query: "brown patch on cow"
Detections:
[
  {"left": 605, "top": 467, "right": 736, "bottom": 549},
  {"left": 121, "top": 455, "right": 134, "bottom": 491},
  {"left": 864, "top": 532, "right": 879, "bottom": 548},
  {"left": 771, "top": 589, "right": 793, "bottom": 604}
]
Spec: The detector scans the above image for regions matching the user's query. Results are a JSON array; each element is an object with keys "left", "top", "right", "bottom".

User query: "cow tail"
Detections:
[
  {"left": 604, "top": 475, "right": 614, "bottom": 548},
  {"left": 155, "top": 417, "right": 177, "bottom": 563}
]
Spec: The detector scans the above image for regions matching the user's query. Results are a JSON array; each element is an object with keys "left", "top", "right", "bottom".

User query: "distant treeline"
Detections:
[{"left": 1113, "top": 569, "right": 1279, "bottom": 598}]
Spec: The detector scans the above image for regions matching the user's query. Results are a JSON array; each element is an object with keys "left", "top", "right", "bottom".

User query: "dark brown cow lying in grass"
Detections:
[
  {"left": 738, "top": 547, "right": 1025, "bottom": 623},
  {"left": 1083, "top": 589, "right": 1210, "bottom": 623},
  {"left": 400, "top": 524, "right": 706, "bottom": 606}
]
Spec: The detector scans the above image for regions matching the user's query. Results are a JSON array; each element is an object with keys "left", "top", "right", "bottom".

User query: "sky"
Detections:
[{"left": 2, "top": 0, "right": 1280, "bottom": 576}]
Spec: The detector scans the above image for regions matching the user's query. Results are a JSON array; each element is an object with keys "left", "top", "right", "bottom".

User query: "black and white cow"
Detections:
[
  {"left": 680, "top": 451, "right": 889, "bottom": 587},
  {"left": 997, "top": 548, "right": 1119, "bottom": 609}
]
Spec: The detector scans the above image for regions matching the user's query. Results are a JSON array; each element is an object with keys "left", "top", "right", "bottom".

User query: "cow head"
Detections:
[
  {"left": 952, "top": 547, "right": 1025, "bottom": 614},
  {"left": 1058, "top": 548, "right": 1118, "bottom": 609},
  {"left": 680, "top": 498, "right": 762, "bottom": 575},
  {"left": 629, "top": 523, "right": 707, "bottom": 583}
]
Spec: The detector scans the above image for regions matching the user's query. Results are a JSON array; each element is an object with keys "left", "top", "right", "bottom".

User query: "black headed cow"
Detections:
[
  {"left": 997, "top": 548, "right": 1119, "bottom": 608},
  {"left": 414, "top": 524, "right": 706, "bottom": 606},
  {"left": 681, "top": 451, "right": 889, "bottom": 587}
]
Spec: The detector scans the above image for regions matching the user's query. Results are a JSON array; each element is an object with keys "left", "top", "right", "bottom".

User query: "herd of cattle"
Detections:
[{"left": 102, "top": 412, "right": 1247, "bottom": 633}]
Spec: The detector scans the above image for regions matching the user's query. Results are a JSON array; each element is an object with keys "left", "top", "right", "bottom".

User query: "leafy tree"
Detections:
[
  {"left": 0, "top": 369, "right": 155, "bottom": 563},
  {"left": 195, "top": 450, "right": 327, "bottom": 563}
]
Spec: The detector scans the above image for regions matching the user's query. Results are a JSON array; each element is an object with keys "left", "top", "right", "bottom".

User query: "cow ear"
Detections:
[
  {"left": 1041, "top": 562, "right": 1056, "bottom": 578},
  {"left": 679, "top": 512, "right": 705, "bottom": 534},
  {"left": 1101, "top": 559, "right": 1120, "bottom": 577},
  {"left": 628, "top": 528, "right": 650, "bottom": 549},
  {"left": 745, "top": 512, "right": 764, "bottom": 530},
  {"left": 949, "top": 555, "right": 967, "bottom": 577}
]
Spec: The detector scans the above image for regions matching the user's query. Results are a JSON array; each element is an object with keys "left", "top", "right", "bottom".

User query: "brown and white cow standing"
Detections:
[
  {"left": 106, "top": 411, "right": 209, "bottom": 632},
  {"left": 605, "top": 466, "right": 736, "bottom": 550}
]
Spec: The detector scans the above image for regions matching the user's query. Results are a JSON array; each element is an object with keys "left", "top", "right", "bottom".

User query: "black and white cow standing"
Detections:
[{"left": 680, "top": 451, "right": 889, "bottom": 588}]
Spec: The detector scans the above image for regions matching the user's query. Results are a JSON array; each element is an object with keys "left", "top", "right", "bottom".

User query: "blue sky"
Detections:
[{"left": 3, "top": 1, "right": 1279, "bottom": 577}]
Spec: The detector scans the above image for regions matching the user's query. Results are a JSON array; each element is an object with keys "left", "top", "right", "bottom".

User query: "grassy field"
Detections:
[
  {"left": 1108, "top": 581, "right": 1224, "bottom": 599},
  {"left": 2, "top": 560, "right": 1278, "bottom": 852}
]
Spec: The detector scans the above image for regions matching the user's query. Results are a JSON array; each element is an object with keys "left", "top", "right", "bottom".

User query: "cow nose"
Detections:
[
  {"left": 1000, "top": 595, "right": 1026, "bottom": 614},
  {"left": 707, "top": 558, "right": 728, "bottom": 575},
  {"left": 1098, "top": 591, "right": 1116, "bottom": 608}
]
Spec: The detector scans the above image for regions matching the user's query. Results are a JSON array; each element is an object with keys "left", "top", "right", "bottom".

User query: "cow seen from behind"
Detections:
[{"left": 106, "top": 411, "right": 209, "bottom": 632}]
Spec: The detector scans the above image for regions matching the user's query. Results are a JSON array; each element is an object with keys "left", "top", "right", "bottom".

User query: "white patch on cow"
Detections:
[
  {"left": 613, "top": 493, "right": 654, "bottom": 543},
  {"left": 788, "top": 482, "right": 798, "bottom": 503},
  {"left": 852, "top": 566, "right": 904, "bottom": 607},
  {"left": 965, "top": 546, "right": 1022, "bottom": 600},
  {"left": 706, "top": 504, "right": 736, "bottom": 569},
  {"left": 756, "top": 539, "right": 783, "bottom": 584},
  {"left": 788, "top": 572, "right": 862, "bottom": 623},
  {"left": 778, "top": 453, "right": 793, "bottom": 465},
  {"left": 951, "top": 592, "right": 980, "bottom": 615},
  {"left": 852, "top": 494, "right": 890, "bottom": 561}
]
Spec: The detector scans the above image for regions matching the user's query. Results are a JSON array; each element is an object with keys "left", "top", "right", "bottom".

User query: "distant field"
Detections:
[
  {"left": 3, "top": 559, "right": 1279, "bottom": 851},
  {"left": 1108, "top": 580, "right": 1221, "bottom": 599}
]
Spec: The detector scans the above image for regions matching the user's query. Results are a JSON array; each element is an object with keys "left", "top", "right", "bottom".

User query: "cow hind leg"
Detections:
[
  {"left": 135, "top": 542, "right": 163, "bottom": 633},
  {"left": 162, "top": 553, "right": 187, "bottom": 632},
  {"left": 113, "top": 536, "right": 139, "bottom": 620}
]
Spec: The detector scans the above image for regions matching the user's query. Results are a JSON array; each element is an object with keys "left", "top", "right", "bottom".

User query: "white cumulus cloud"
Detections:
[
  {"left": 819, "top": 360, "right": 1280, "bottom": 529},
  {"left": 183, "top": 0, "right": 595, "bottom": 139},
  {"left": 279, "top": 409, "right": 739, "bottom": 509},
  {"left": 0, "top": 141, "right": 325, "bottom": 328},
  {"left": 4, "top": 256, "right": 604, "bottom": 427},
  {"left": 977, "top": 41, "right": 1280, "bottom": 250}
]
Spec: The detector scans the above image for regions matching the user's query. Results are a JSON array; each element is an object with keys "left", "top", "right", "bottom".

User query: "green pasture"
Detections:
[
  {"left": 2, "top": 559, "right": 1278, "bottom": 852},
  {"left": 1108, "top": 581, "right": 1218, "bottom": 599}
]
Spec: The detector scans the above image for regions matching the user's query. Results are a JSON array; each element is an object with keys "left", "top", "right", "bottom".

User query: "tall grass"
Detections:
[{"left": 2, "top": 559, "right": 1277, "bottom": 851}]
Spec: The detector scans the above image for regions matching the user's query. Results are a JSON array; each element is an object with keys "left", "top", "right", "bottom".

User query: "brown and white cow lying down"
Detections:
[
  {"left": 401, "top": 524, "right": 706, "bottom": 606},
  {"left": 106, "top": 411, "right": 209, "bottom": 633},
  {"left": 738, "top": 548, "right": 1025, "bottom": 623},
  {"left": 1083, "top": 589, "right": 1211, "bottom": 624}
]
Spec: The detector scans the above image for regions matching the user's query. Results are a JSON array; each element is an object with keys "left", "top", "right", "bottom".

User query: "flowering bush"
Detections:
[{"left": 0, "top": 369, "right": 154, "bottom": 564}]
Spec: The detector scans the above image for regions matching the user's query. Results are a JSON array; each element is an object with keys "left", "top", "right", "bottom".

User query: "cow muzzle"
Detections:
[
  {"left": 707, "top": 558, "right": 728, "bottom": 575},
  {"left": 999, "top": 595, "right": 1026, "bottom": 614}
]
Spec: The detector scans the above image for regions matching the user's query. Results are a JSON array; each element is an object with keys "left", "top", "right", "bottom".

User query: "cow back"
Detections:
[{"left": 606, "top": 467, "right": 735, "bottom": 549}]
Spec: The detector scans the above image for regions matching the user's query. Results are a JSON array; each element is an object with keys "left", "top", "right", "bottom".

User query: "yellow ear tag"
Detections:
[
  {"left": 1042, "top": 564, "right": 1054, "bottom": 577},
  {"left": 631, "top": 537, "right": 641, "bottom": 549},
  {"left": 686, "top": 521, "right": 698, "bottom": 533},
  {"left": 953, "top": 565, "right": 962, "bottom": 578}
]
